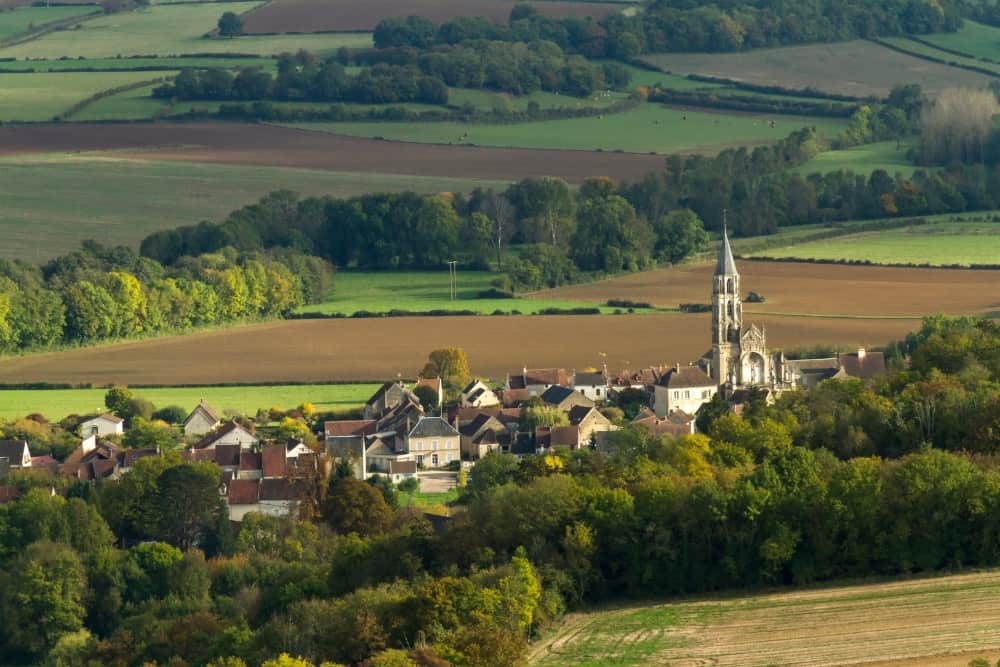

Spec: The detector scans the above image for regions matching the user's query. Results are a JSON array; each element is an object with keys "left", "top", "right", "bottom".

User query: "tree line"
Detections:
[
  {"left": 0, "top": 241, "right": 331, "bottom": 352},
  {"left": 373, "top": 0, "right": 962, "bottom": 58},
  {"left": 1, "top": 316, "right": 999, "bottom": 665}
]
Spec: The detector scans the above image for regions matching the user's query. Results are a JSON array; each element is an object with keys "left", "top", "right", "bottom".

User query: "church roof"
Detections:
[{"left": 715, "top": 225, "right": 739, "bottom": 276}]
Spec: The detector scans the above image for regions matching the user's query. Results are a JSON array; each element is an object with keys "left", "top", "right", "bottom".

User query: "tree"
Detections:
[
  {"left": 104, "top": 385, "right": 134, "bottom": 416},
  {"left": 463, "top": 451, "right": 520, "bottom": 500},
  {"left": 521, "top": 404, "right": 569, "bottom": 431},
  {"left": 218, "top": 11, "right": 243, "bottom": 38},
  {"left": 323, "top": 478, "right": 393, "bottom": 536},
  {"left": 123, "top": 417, "right": 175, "bottom": 450},
  {"left": 153, "top": 463, "right": 227, "bottom": 549},
  {"left": 919, "top": 88, "right": 1000, "bottom": 165},
  {"left": 413, "top": 384, "right": 440, "bottom": 412},
  {"left": 652, "top": 209, "right": 709, "bottom": 264},
  {"left": 420, "top": 348, "right": 471, "bottom": 392},
  {"left": 397, "top": 476, "right": 420, "bottom": 506}
]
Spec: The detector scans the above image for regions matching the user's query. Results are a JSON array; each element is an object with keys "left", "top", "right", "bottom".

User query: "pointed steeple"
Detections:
[{"left": 715, "top": 212, "right": 738, "bottom": 276}]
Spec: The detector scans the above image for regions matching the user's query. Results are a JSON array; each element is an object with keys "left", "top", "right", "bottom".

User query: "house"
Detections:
[
  {"left": 632, "top": 408, "right": 697, "bottom": 439},
  {"left": 540, "top": 385, "right": 595, "bottom": 412},
  {"left": 194, "top": 421, "right": 259, "bottom": 451},
  {"left": 461, "top": 379, "right": 500, "bottom": 408},
  {"left": 787, "top": 358, "right": 843, "bottom": 389},
  {"left": 568, "top": 405, "right": 615, "bottom": 447},
  {"left": 363, "top": 381, "right": 410, "bottom": 419},
  {"left": 507, "top": 367, "right": 570, "bottom": 397},
  {"left": 80, "top": 413, "right": 124, "bottom": 437},
  {"left": 458, "top": 412, "right": 509, "bottom": 461},
  {"left": 285, "top": 439, "right": 312, "bottom": 459},
  {"left": 183, "top": 400, "right": 220, "bottom": 437},
  {"left": 258, "top": 478, "right": 310, "bottom": 517},
  {"left": 226, "top": 479, "right": 260, "bottom": 521},
  {"left": 387, "top": 460, "right": 417, "bottom": 484},
  {"left": 653, "top": 365, "right": 717, "bottom": 417},
  {"left": 404, "top": 416, "right": 461, "bottom": 468},
  {"left": 0, "top": 440, "right": 32, "bottom": 469},
  {"left": 414, "top": 377, "right": 444, "bottom": 408},
  {"left": 261, "top": 443, "right": 286, "bottom": 478},
  {"left": 119, "top": 448, "right": 157, "bottom": 473},
  {"left": 573, "top": 370, "right": 609, "bottom": 402},
  {"left": 536, "top": 425, "right": 581, "bottom": 450}
]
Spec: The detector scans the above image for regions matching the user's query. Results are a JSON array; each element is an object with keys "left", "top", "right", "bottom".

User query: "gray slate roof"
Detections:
[
  {"left": 408, "top": 416, "right": 459, "bottom": 438},
  {"left": 715, "top": 225, "right": 739, "bottom": 276},
  {"left": 540, "top": 385, "right": 576, "bottom": 405}
]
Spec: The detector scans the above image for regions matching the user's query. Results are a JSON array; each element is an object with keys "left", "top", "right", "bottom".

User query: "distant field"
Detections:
[
  {"left": 877, "top": 36, "right": 1000, "bottom": 75},
  {"left": 528, "top": 570, "right": 1000, "bottom": 667},
  {"left": 792, "top": 141, "right": 918, "bottom": 175},
  {"left": 0, "top": 5, "right": 95, "bottom": 41},
  {"left": 749, "top": 221, "right": 1000, "bottom": 266},
  {"left": 282, "top": 104, "right": 848, "bottom": 154},
  {"left": 0, "top": 383, "right": 379, "bottom": 420},
  {"left": 0, "top": 55, "right": 277, "bottom": 71},
  {"left": 298, "top": 271, "right": 640, "bottom": 316},
  {"left": 641, "top": 40, "right": 996, "bottom": 97},
  {"left": 0, "top": 154, "right": 508, "bottom": 260},
  {"left": 241, "top": 0, "right": 625, "bottom": 33},
  {"left": 0, "top": 3, "right": 372, "bottom": 58},
  {"left": 919, "top": 20, "right": 1000, "bottom": 61},
  {"left": 0, "top": 70, "right": 172, "bottom": 121}
]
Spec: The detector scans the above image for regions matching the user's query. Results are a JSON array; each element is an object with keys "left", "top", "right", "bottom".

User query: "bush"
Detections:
[
  {"left": 745, "top": 291, "right": 766, "bottom": 303},
  {"left": 679, "top": 303, "right": 711, "bottom": 313},
  {"left": 151, "top": 405, "right": 188, "bottom": 424},
  {"left": 477, "top": 288, "right": 515, "bottom": 299},
  {"left": 606, "top": 298, "right": 652, "bottom": 309}
]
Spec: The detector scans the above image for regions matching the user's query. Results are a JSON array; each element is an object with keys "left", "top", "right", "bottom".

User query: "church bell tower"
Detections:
[{"left": 711, "top": 220, "right": 741, "bottom": 386}]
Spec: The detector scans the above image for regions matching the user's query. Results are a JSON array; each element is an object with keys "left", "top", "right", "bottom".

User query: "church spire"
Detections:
[{"left": 715, "top": 211, "right": 738, "bottom": 277}]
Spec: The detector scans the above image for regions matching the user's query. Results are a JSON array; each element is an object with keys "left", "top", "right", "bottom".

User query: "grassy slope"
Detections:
[
  {"left": 0, "top": 5, "right": 95, "bottom": 40},
  {"left": 877, "top": 35, "right": 1000, "bottom": 74},
  {"left": 748, "top": 221, "right": 1000, "bottom": 266},
  {"left": 0, "top": 155, "right": 509, "bottom": 260},
  {"left": 0, "top": 70, "right": 173, "bottom": 120},
  {"left": 282, "top": 103, "right": 848, "bottom": 154},
  {"left": 0, "top": 383, "right": 380, "bottom": 420},
  {"left": 296, "top": 271, "right": 648, "bottom": 316},
  {"left": 919, "top": 20, "right": 1000, "bottom": 60},
  {"left": 0, "top": 3, "right": 371, "bottom": 58},
  {"left": 790, "top": 141, "right": 918, "bottom": 176}
]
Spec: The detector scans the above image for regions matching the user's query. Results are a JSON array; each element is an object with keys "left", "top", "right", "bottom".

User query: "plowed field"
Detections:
[
  {"left": 0, "top": 123, "right": 664, "bottom": 183},
  {"left": 529, "top": 570, "right": 1000, "bottom": 667},
  {"left": 242, "top": 0, "right": 625, "bottom": 33}
]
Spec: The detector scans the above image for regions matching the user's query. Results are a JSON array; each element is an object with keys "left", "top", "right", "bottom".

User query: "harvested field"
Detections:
[
  {"left": 0, "top": 313, "right": 921, "bottom": 385},
  {"left": 528, "top": 570, "right": 1000, "bottom": 666},
  {"left": 0, "top": 123, "right": 665, "bottom": 182},
  {"left": 537, "top": 260, "right": 1000, "bottom": 317},
  {"left": 242, "top": 0, "right": 625, "bottom": 33},
  {"left": 641, "top": 40, "right": 997, "bottom": 97}
]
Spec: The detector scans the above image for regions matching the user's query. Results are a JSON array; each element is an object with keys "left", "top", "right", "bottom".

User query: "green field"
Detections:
[
  {"left": 0, "top": 155, "right": 509, "bottom": 260},
  {"left": 282, "top": 103, "right": 848, "bottom": 154},
  {"left": 0, "top": 5, "right": 96, "bottom": 41},
  {"left": 919, "top": 20, "right": 1000, "bottom": 61},
  {"left": 0, "top": 383, "right": 380, "bottom": 420},
  {"left": 0, "top": 55, "right": 277, "bottom": 71},
  {"left": 791, "top": 141, "right": 918, "bottom": 176},
  {"left": 0, "top": 3, "right": 372, "bottom": 58},
  {"left": 0, "top": 70, "right": 172, "bottom": 120},
  {"left": 296, "top": 271, "right": 644, "bottom": 316},
  {"left": 748, "top": 221, "right": 1000, "bottom": 266},
  {"left": 877, "top": 35, "right": 1000, "bottom": 74},
  {"left": 400, "top": 488, "right": 459, "bottom": 509}
]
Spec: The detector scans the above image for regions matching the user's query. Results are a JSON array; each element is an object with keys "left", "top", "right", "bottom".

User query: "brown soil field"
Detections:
[
  {"left": 641, "top": 40, "right": 996, "bottom": 98},
  {"left": 529, "top": 570, "right": 1000, "bottom": 667},
  {"left": 0, "top": 313, "right": 919, "bottom": 386},
  {"left": 538, "top": 260, "right": 1000, "bottom": 317},
  {"left": 0, "top": 123, "right": 663, "bottom": 183},
  {"left": 242, "top": 0, "right": 625, "bottom": 33}
]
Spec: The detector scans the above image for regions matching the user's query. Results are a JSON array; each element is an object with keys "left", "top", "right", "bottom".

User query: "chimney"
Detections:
[{"left": 857, "top": 348, "right": 866, "bottom": 360}]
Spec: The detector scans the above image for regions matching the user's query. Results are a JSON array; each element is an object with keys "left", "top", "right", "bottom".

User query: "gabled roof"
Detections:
[
  {"left": 324, "top": 419, "right": 377, "bottom": 438},
  {"left": 227, "top": 479, "right": 259, "bottom": 505},
  {"left": 715, "top": 224, "right": 738, "bottom": 276},
  {"left": 658, "top": 366, "right": 715, "bottom": 389},
  {"left": 415, "top": 377, "right": 442, "bottom": 394},
  {"left": 366, "top": 381, "right": 400, "bottom": 406},
  {"left": 365, "top": 436, "right": 396, "bottom": 457},
  {"left": 501, "top": 388, "right": 531, "bottom": 406},
  {"left": 473, "top": 429, "right": 499, "bottom": 446},
  {"left": 121, "top": 449, "right": 157, "bottom": 467},
  {"left": 214, "top": 444, "right": 242, "bottom": 467},
  {"left": 240, "top": 451, "right": 262, "bottom": 471},
  {"left": 193, "top": 421, "right": 256, "bottom": 449},
  {"left": 837, "top": 350, "right": 886, "bottom": 379},
  {"left": 30, "top": 455, "right": 59, "bottom": 467},
  {"left": 259, "top": 478, "right": 308, "bottom": 501},
  {"left": 409, "top": 416, "right": 459, "bottom": 439},
  {"left": 83, "top": 413, "right": 124, "bottom": 425},
  {"left": 462, "top": 379, "right": 485, "bottom": 394},
  {"left": 574, "top": 371, "right": 605, "bottom": 386},
  {"left": 0, "top": 440, "right": 29, "bottom": 463},
  {"left": 540, "top": 384, "right": 577, "bottom": 406},
  {"left": 262, "top": 444, "right": 286, "bottom": 478},
  {"left": 568, "top": 405, "right": 599, "bottom": 425},
  {"left": 525, "top": 368, "right": 569, "bottom": 387},
  {"left": 184, "top": 400, "right": 219, "bottom": 427}
]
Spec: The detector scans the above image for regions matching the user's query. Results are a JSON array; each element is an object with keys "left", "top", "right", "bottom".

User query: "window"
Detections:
[
  {"left": 684, "top": 390, "right": 690, "bottom": 399},
  {"left": 432, "top": 454, "right": 439, "bottom": 467},
  {"left": 432, "top": 439, "right": 439, "bottom": 450},
  {"left": 703, "top": 390, "right": 710, "bottom": 398},
  {"left": 416, "top": 455, "right": 424, "bottom": 465},
  {"left": 596, "top": 388, "right": 601, "bottom": 397},
  {"left": 673, "top": 391, "right": 679, "bottom": 399}
]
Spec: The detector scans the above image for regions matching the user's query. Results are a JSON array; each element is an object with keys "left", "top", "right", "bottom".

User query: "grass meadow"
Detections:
[
  {"left": 0, "top": 155, "right": 509, "bottom": 260},
  {"left": 791, "top": 141, "right": 918, "bottom": 175},
  {"left": 0, "top": 383, "right": 381, "bottom": 420},
  {"left": 0, "top": 5, "right": 96, "bottom": 41},
  {"left": 748, "top": 221, "right": 1000, "bottom": 266},
  {"left": 0, "top": 55, "right": 277, "bottom": 71},
  {"left": 919, "top": 20, "right": 1000, "bottom": 61},
  {"left": 0, "top": 70, "right": 172, "bottom": 120},
  {"left": 528, "top": 570, "right": 1000, "bottom": 666},
  {"left": 283, "top": 103, "right": 849, "bottom": 154},
  {"left": 877, "top": 35, "right": 1000, "bottom": 75},
  {"left": 0, "top": 3, "right": 371, "bottom": 58}
]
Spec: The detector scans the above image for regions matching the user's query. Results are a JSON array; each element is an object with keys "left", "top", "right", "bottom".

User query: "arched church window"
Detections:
[{"left": 726, "top": 278, "right": 734, "bottom": 294}]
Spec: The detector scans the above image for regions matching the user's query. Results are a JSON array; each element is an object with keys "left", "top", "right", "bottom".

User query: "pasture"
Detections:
[
  {"left": 0, "top": 5, "right": 95, "bottom": 41},
  {"left": 876, "top": 36, "right": 1000, "bottom": 75},
  {"left": 0, "top": 3, "right": 372, "bottom": 58},
  {"left": 0, "top": 122, "right": 666, "bottom": 183},
  {"left": 240, "top": 0, "right": 625, "bottom": 33},
  {"left": 283, "top": 103, "right": 849, "bottom": 154},
  {"left": 641, "top": 40, "right": 996, "bottom": 97},
  {"left": 0, "top": 311, "right": 921, "bottom": 386},
  {"left": 919, "top": 20, "right": 1000, "bottom": 61},
  {"left": 0, "top": 153, "right": 508, "bottom": 260},
  {"left": 791, "top": 141, "right": 917, "bottom": 175},
  {"left": 0, "top": 70, "right": 172, "bottom": 121},
  {"left": 0, "top": 55, "right": 277, "bottom": 71},
  {"left": 748, "top": 221, "right": 1000, "bottom": 266},
  {"left": 0, "top": 383, "right": 380, "bottom": 421},
  {"left": 528, "top": 570, "right": 1000, "bottom": 666}
]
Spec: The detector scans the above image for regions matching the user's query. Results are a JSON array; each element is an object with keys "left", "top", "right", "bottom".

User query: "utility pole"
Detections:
[{"left": 446, "top": 260, "right": 457, "bottom": 300}]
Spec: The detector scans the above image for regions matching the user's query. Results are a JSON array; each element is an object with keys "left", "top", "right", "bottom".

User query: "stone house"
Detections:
[
  {"left": 540, "top": 385, "right": 595, "bottom": 412},
  {"left": 461, "top": 379, "right": 500, "bottom": 408},
  {"left": 404, "top": 416, "right": 460, "bottom": 468},
  {"left": 183, "top": 400, "right": 220, "bottom": 437},
  {"left": 653, "top": 366, "right": 717, "bottom": 418},
  {"left": 573, "top": 370, "right": 609, "bottom": 402},
  {"left": 80, "top": 414, "right": 124, "bottom": 438}
]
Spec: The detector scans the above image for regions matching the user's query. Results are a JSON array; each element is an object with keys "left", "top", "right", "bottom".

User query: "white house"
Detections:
[
  {"left": 404, "top": 416, "right": 460, "bottom": 468},
  {"left": 461, "top": 379, "right": 500, "bottom": 408},
  {"left": 80, "top": 413, "right": 125, "bottom": 437},
  {"left": 194, "top": 421, "right": 259, "bottom": 451},
  {"left": 653, "top": 366, "right": 717, "bottom": 418},
  {"left": 183, "top": 400, "right": 220, "bottom": 437},
  {"left": 572, "top": 370, "right": 609, "bottom": 403}
]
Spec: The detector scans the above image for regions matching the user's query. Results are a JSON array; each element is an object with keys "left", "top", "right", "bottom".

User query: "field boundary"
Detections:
[
  {"left": 59, "top": 75, "right": 171, "bottom": 120},
  {"left": 869, "top": 37, "right": 1000, "bottom": 78},
  {"left": 744, "top": 254, "right": 1000, "bottom": 271},
  {"left": 0, "top": 7, "right": 102, "bottom": 48}
]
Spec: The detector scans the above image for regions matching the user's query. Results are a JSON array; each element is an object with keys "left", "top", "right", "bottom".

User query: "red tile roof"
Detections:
[
  {"left": 324, "top": 419, "right": 377, "bottom": 437},
  {"left": 262, "top": 444, "right": 286, "bottom": 478},
  {"left": 239, "top": 451, "right": 262, "bottom": 471},
  {"left": 227, "top": 479, "right": 259, "bottom": 505},
  {"left": 415, "top": 377, "right": 441, "bottom": 394},
  {"left": 214, "top": 444, "right": 242, "bottom": 467}
]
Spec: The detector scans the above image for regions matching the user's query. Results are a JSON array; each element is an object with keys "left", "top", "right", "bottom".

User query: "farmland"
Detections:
[
  {"left": 918, "top": 20, "right": 1000, "bottom": 61},
  {"left": 0, "top": 5, "right": 96, "bottom": 41},
  {"left": 0, "top": 70, "right": 172, "bottom": 121},
  {"left": 641, "top": 40, "right": 996, "bottom": 97},
  {"left": 283, "top": 104, "right": 849, "bottom": 155},
  {"left": 791, "top": 141, "right": 917, "bottom": 175},
  {"left": 0, "top": 3, "right": 372, "bottom": 59},
  {"left": 0, "top": 154, "right": 511, "bottom": 260},
  {"left": 241, "top": 0, "right": 627, "bottom": 33},
  {"left": 528, "top": 570, "right": 1000, "bottom": 667},
  {"left": 748, "top": 221, "right": 1000, "bottom": 266},
  {"left": 0, "top": 383, "right": 380, "bottom": 421},
  {"left": 0, "top": 122, "right": 666, "bottom": 183}
]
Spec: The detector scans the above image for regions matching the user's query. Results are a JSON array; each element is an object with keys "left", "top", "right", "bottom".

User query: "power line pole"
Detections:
[{"left": 446, "top": 260, "right": 457, "bottom": 300}]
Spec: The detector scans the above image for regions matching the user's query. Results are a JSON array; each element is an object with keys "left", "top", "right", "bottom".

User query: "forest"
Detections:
[{"left": 0, "top": 316, "right": 998, "bottom": 666}]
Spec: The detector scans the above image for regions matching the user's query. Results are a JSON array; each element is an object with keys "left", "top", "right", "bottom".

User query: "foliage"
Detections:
[
  {"left": 420, "top": 348, "right": 471, "bottom": 392},
  {"left": 217, "top": 11, "right": 243, "bottom": 38}
]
